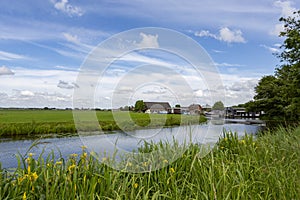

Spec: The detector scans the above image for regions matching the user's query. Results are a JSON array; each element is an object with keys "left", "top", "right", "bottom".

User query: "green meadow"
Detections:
[
  {"left": 0, "top": 109, "right": 207, "bottom": 136},
  {"left": 0, "top": 126, "right": 299, "bottom": 199}
]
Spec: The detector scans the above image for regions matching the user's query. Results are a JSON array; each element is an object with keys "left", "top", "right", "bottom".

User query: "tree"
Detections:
[
  {"left": 212, "top": 101, "right": 224, "bottom": 111},
  {"left": 175, "top": 104, "right": 181, "bottom": 108},
  {"left": 278, "top": 10, "right": 300, "bottom": 65},
  {"left": 249, "top": 11, "right": 300, "bottom": 121},
  {"left": 134, "top": 100, "right": 146, "bottom": 112}
]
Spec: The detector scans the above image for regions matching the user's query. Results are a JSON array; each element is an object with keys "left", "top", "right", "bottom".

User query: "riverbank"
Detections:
[
  {"left": 0, "top": 110, "right": 207, "bottom": 136},
  {"left": 1, "top": 126, "right": 299, "bottom": 199}
]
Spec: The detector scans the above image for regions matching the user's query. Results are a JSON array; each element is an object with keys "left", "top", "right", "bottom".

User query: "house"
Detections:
[
  {"left": 171, "top": 104, "right": 202, "bottom": 115},
  {"left": 144, "top": 102, "right": 171, "bottom": 114},
  {"left": 225, "top": 107, "right": 262, "bottom": 118},
  {"left": 188, "top": 104, "right": 202, "bottom": 115}
]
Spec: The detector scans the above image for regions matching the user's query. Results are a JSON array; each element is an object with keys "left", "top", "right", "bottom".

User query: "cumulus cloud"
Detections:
[
  {"left": 274, "top": 0, "right": 297, "bottom": 17},
  {"left": 52, "top": 0, "right": 84, "bottom": 17},
  {"left": 0, "top": 66, "right": 14, "bottom": 76},
  {"left": 19, "top": 90, "right": 35, "bottom": 97},
  {"left": 194, "top": 30, "right": 218, "bottom": 39},
  {"left": 195, "top": 27, "right": 246, "bottom": 43},
  {"left": 57, "top": 80, "right": 79, "bottom": 89},
  {"left": 219, "top": 27, "right": 246, "bottom": 43},
  {"left": 136, "top": 33, "right": 159, "bottom": 48},
  {"left": 271, "top": 1, "right": 297, "bottom": 36}
]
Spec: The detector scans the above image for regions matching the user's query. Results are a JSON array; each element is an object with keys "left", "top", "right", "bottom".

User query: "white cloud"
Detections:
[
  {"left": 274, "top": 0, "right": 297, "bottom": 17},
  {"left": 63, "top": 32, "right": 80, "bottom": 44},
  {"left": 136, "top": 33, "right": 159, "bottom": 48},
  {"left": 20, "top": 90, "right": 35, "bottom": 96},
  {"left": 0, "top": 50, "right": 28, "bottom": 61},
  {"left": 195, "top": 27, "right": 246, "bottom": 43},
  {"left": 194, "top": 30, "right": 218, "bottom": 39},
  {"left": 0, "top": 66, "right": 14, "bottom": 75},
  {"left": 61, "top": 32, "right": 95, "bottom": 57},
  {"left": 57, "top": 80, "right": 79, "bottom": 89},
  {"left": 212, "top": 49, "right": 225, "bottom": 53},
  {"left": 220, "top": 74, "right": 260, "bottom": 106},
  {"left": 260, "top": 44, "right": 280, "bottom": 53},
  {"left": 271, "top": 1, "right": 297, "bottom": 36},
  {"left": 219, "top": 27, "right": 246, "bottom": 43},
  {"left": 142, "top": 86, "right": 167, "bottom": 94},
  {"left": 271, "top": 23, "right": 284, "bottom": 36},
  {"left": 214, "top": 62, "right": 245, "bottom": 67},
  {"left": 53, "top": 0, "right": 84, "bottom": 17}
]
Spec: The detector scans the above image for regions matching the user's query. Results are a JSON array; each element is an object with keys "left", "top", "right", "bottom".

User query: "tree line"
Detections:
[{"left": 245, "top": 10, "right": 300, "bottom": 123}]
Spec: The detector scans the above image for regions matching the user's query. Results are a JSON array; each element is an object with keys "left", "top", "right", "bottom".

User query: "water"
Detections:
[{"left": 0, "top": 122, "right": 262, "bottom": 169}]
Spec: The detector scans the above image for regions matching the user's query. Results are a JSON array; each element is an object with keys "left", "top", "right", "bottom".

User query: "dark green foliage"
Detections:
[
  {"left": 134, "top": 100, "right": 146, "bottom": 112},
  {"left": 212, "top": 101, "right": 224, "bottom": 110},
  {"left": 247, "top": 11, "right": 300, "bottom": 122}
]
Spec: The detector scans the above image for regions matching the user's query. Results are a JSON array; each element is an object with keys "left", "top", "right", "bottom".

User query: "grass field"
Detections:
[
  {"left": 0, "top": 126, "right": 299, "bottom": 199},
  {"left": 0, "top": 109, "right": 207, "bottom": 136}
]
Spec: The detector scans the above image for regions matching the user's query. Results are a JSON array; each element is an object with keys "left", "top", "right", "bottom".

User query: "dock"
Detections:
[{"left": 225, "top": 119, "right": 265, "bottom": 125}]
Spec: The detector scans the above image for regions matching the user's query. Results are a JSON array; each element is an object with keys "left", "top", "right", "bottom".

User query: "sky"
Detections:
[{"left": 0, "top": 0, "right": 299, "bottom": 109}]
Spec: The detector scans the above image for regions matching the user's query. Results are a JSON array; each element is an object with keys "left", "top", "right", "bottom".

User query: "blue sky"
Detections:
[{"left": 0, "top": 0, "right": 299, "bottom": 108}]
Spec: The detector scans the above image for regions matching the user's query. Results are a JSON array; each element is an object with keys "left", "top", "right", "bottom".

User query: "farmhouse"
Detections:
[
  {"left": 188, "top": 104, "right": 202, "bottom": 115},
  {"left": 144, "top": 102, "right": 171, "bottom": 114},
  {"left": 171, "top": 104, "right": 203, "bottom": 115}
]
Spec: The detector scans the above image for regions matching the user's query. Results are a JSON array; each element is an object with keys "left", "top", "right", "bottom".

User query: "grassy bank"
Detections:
[
  {"left": 0, "top": 110, "right": 207, "bottom": 136},
  {"left": 1, "top": 126, "right": 299, "bottom": 199}
]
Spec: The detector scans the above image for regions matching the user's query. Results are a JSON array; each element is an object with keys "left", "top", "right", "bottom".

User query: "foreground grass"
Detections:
[
  {"left": 0, "top": 110, "right": 207, "bottom": 136},
  {"left": 1, "top": 126, "right": 299, "bottom": 199}
]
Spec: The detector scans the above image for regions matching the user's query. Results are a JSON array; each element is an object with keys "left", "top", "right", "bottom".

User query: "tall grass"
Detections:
[{"left": 1, "top": 126, "right": 299, "bottom": 199}]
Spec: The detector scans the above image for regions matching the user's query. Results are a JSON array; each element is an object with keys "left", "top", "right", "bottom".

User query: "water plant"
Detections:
[{"left": 0, "top": 126, "right": 299, "bottom": 199}]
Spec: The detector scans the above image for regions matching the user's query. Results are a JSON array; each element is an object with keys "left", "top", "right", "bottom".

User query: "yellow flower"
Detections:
[
  {"left": 224, "top": 138, "right": 228, "bottom": 141},
  {"left": 143, "top": 162, "right": 148, "bottom": 167},
  {"left": 82, "top": 152, "right": 87, "bottom": 158},
  {"left": 31, "top": 172, "right": 38, "bottom": 182},
  {"left": 55, "top": 161, "right": 62, "bottom": 165},
  {"left": 81, "top": 145, "right": 87, "bottom": 150},
  {"left": 133, "top": 183, "right": 138, "bottom": 188},
  {"left": 68, "top": 164, "right": 76, "bottom": 171},
  {"left": 163, "top": 159, "right": 168, "bottom": 164},
  {"left": 27, "top": 166, "right": 31, "bottom": 174},
  {"left": 70, "top": 153, "right": 78, "bottom": 157},
  {"left": 127, "top": 162, "right": 132, "bottom": 167},
  {"left": 18, "top": 175, "right": 26, "bottom": 183},
  {"left": 239, "top": 140, "right": 246, "bottom": 145},
  {"left": 102, "top": 157, "right": 107, "bottom": 162},
  {"left": 220, "top": 146, "right": 224, "bottom": 149},
  {"left": 22, "top": 192, "right": 27, "bottom": 200},
  {"left": 170, "top": 167, "right": 175, "bottom": 173},
  {"left": 26, "top": 157, "right": 31, "bottom": 163},
  {"left": 28, "top": 153, "right": 34, "bottom": 157}
]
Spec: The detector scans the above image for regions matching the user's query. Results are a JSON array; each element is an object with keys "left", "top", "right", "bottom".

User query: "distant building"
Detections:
[
  {"left": 171, "top": 104, "right": 202, "bottom": 115},
  {"left": 225, "top": 107, "right": 263, "bottom": 118},
  {"left": 188, "top": 104, "right": 202, "bottom": 115},
  {"left": 144, "top": 102, "right": 171, "bottom": 114}
]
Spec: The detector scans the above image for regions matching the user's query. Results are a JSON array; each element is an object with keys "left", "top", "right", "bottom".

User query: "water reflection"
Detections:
[{"left": 0, "top": 122, "right": 262, "bottom": 169}]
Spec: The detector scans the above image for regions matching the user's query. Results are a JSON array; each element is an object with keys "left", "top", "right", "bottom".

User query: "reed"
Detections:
[{"left": 0, "top": 126, "right": 299, "bottom": 199}]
